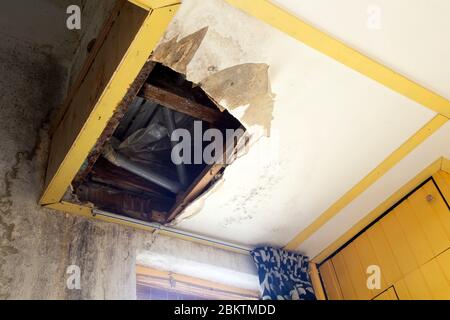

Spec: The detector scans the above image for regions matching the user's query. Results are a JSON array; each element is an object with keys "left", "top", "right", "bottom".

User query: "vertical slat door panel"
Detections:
[
  {"left": 354, "top": 233, "right": 384, "bottom": 297},
  {"left": 366, "top": 223, "right": 403, "bottom": 285},
  {"left": 380, "top": 210, "right": 418, "bottom": 276},
  {"left": 319, "top": 260, "right": 343, "bottom": 300},
  {"left": 394, "top": 200, "right": 434, "bottom": 266},
  {"left": 331, "top": 254, "right": 357, "bottom": 300}
]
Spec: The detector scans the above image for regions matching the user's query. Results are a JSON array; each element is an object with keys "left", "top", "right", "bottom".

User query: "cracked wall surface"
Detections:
[{"left": 0, "top": 0, "right": 257, "bottom": 300}]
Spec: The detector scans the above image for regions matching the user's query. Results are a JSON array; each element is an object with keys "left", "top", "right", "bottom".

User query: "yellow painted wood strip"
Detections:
[
  {"left": 442, "top": 159, "right": 450, "bottom": 174},
  {"left": 128, "top": 0, "right": 180, "bottom": 10},
  {"left": 434, "top": 170, "right": 450, "bottom": 205},
  {"left": 318, "top": 260, "right": 343, "bottom": 300},
  {"left": 394, "top": 199, "right": 434, "bottom": 266},
  {"left": 331, "top": 252, "right": 358, "bottom": 300},
  {"left": 380, "top": 209, "right": 418, "bottom": 276},
  {"left": 309, "top": 263, "right": 326, "bottom": 300},
  {"left": 226, "top": 0, "right": 450, "bottom": 118},
  {"left": 312, "top": 158, "right": 443, "bottom": 263},
  {"left": 286, "top": 116, "right": 448, "bottom": 251},
  {"left": 409, "top": 181, "right": 450, "bottom": 256},
  {"left": 40, "top": 5, "right": 179, "bottom": 205},
  {"left": 373, "top": 287, "right": 398, "bottom": 300}
]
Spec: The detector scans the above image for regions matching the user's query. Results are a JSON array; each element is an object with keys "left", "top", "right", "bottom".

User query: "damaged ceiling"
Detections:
[
  {"left": 55, "top": 0, "right": 450, "bottom": 260},
  {"left": 133, "top": 0, "right": 450, "bottom": 258}
]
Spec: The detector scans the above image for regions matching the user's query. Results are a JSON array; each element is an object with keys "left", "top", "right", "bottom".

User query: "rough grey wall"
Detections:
[
  {"left": 0, "top": 0, "right": 256, "bottom": 300},
  {"left": 0, "top": 31, "right": 145, "bottom": 300}
]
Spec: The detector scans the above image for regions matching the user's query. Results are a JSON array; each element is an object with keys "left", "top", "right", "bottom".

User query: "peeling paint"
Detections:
[
  {"left": 153, "top": 26, "right": 275, "bottom": 135},
  {"left": 200, "top": 63, "right": 275, "bottom": 135},
  {"left": 152, "top": 27, "right": 209, "bottom": 75}
]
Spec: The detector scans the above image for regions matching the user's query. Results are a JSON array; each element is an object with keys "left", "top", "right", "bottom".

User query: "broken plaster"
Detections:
[{"left": 151, "top": 28, "right": 275, "bottom": 136}]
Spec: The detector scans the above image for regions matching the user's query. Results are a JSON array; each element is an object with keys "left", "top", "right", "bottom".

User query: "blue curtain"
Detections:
[{"left": 251, "top": 247, "right": 316, "bottom": 300}]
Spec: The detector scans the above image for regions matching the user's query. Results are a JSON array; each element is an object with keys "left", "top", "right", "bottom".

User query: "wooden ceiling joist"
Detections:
[{"left": 140, "top": 84, "right": 225, "bottom": 124}]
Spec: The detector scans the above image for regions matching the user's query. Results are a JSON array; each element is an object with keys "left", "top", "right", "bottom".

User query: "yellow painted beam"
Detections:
[
  {"left": 128, "top": 0, "right": 180, "bottom": 10},
  {"left": 285, "top": 115, "right": 448, "bottom": 251},
  {"left": 309, "top": 263, "right": 326, "bottom": 300},
  {"left": 40, "top": 5, "right": 179, "bottom": 205},
  {"left": 226, "top": 0, "right": 450, "bottom": 118},
  {"left": 442, "top": 158, "right": 450, "bottom": 174},
  {"left": 311, "top": 157, "right": 443, "bottom": 264}
]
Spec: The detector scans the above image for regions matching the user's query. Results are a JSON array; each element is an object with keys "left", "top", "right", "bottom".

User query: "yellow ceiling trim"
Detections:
[
  {"left": 442, "top": 158, "right": 450, "bottom": 174},
  {"left": 285, "top": 115, "right": 448, "bottom": 251},
  {"left": 128, "top": 0, "right": 180, "bottom": 10},
  {"left": 310, "top": 157, "right": 444, "bottom": 264},
  {"left": 226, "top": 0, "right": 450, "bottom": 118}
]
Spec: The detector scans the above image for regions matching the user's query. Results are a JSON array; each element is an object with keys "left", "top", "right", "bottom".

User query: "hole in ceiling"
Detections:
[{"left": 70, "top": 63, "right": 246, "bottom": 224}]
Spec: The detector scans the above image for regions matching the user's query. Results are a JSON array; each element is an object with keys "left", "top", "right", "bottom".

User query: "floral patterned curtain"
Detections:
[{"left": 251, "top": 247, "right": 316, "bottom": 300}]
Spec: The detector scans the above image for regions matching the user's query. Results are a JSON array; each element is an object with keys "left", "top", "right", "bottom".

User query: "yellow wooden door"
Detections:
[{"left": 319, "top": 177, "right": 450, "bottom": 300}]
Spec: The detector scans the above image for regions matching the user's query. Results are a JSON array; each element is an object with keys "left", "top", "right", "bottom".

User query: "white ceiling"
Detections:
[
  {"left": 162, "top": 0, "right": 449, "bottom": 255},
  {"left": 272, "top": 0, "right": 450, "bottom": 100}
]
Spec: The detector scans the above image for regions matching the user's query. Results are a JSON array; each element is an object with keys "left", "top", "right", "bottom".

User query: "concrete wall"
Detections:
[{"left": 0, "top": 0, "right": 257, "bottom": 300}]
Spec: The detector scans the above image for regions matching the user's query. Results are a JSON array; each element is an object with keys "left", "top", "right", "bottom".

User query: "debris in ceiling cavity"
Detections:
[{"left": 70, "top": 63, "right": 244, "bottom": 225}]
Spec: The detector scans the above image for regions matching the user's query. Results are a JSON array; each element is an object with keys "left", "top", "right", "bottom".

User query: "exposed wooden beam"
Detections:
[{"left": 140, "top": 84, "right": 225, "bottom": 124}]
